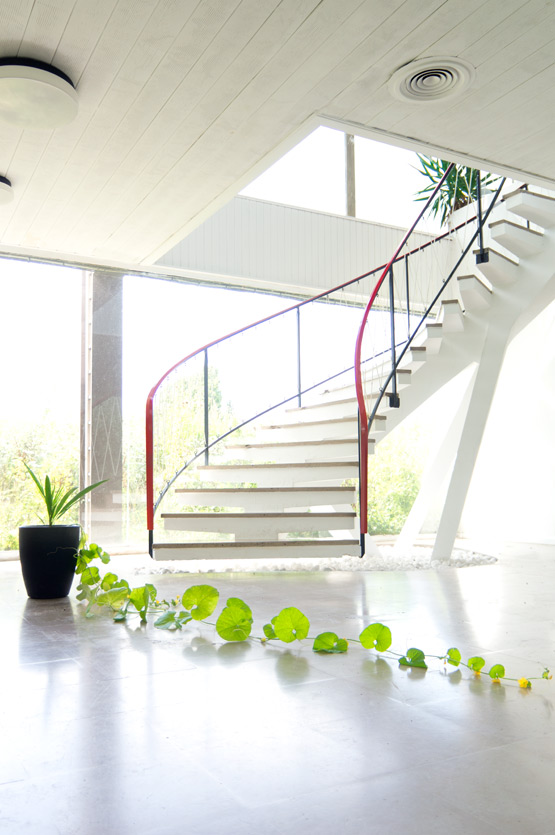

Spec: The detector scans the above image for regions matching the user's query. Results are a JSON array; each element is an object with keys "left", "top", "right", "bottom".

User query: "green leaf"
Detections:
[
  {"left": 542, "top": 668, "right": 552, "bottom": 680},
  {"left": 79, "top": 566, "right": 100, "bottom": 586},
  {"left": 182, "top": 585, "right": 219, "bottom": 620},
  {"left": 467, "top": 656, "right": 486, "bottom": 673},
  {"left": 100, "top": 572, "right": 119, "bottom": 590},
  {"left": 76, "top": 549, "right": 94, "bottom": 573},
  {"left": 216, "top": 604, "right": 253, "bottom": 642},
  {"left": 488, "top": 664, "right": 505, "bottom": 680},
  {"left": 446, "top": 647, "right": 461, "bottom": 667},
  {"left": 76, "top": 583, "right": 93, "bottom": 603},
  {"left": 263, "top": 623, "right": 277, "bottom": 640},
  {"left": 154, "top": 611, "right": 178, "bottom": 630},
  {"left": 399, "top": 647, "right": 428, "bottom": 669},
  {"left": 313, "top": 632, "right": 348, "bottom": 653},
  {"left": 154, "top": 610, "right": 192, "bottom": 630},
  {"left": 51, "top": 479, "right": 109, "bottom": 522},
  {"left": 95, "top": 587, "right": 130, "bottom": 609},
  {"left": 359, "top": 623, "right": 392, "bottom": 652},
  {"left": 226, "top": 597, "right": 252, "bottom": 619},
  {"left": 272, "top": 607, "right": 310, "bottom": 643},
  {"left": 113, "top": 611, "right": 127, "bottom": 622},
  {"left": 128, "top": 584, "right": 157, "bottom": 621}
]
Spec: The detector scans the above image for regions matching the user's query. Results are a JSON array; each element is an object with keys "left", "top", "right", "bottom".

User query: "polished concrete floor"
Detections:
[{"left": 1, "top": 545, "right": 554, "bottom": 835}]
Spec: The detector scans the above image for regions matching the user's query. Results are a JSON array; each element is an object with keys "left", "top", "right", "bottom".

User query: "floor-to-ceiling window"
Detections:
[{"left": 0, "top": 258, "right": 81, "bottom": 550}]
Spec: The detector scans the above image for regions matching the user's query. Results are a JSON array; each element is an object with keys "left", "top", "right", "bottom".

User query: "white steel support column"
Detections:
[
  {"left": 431, "top": 325, "right": 508, "bottom": 561},
  {"left": 394, "top": 365, "right": 477, "bottom": 557}
]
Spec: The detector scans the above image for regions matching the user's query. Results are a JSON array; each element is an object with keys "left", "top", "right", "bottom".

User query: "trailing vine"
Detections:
[{"left": 76, "top": 541, "right": 552, "bottom": 690}]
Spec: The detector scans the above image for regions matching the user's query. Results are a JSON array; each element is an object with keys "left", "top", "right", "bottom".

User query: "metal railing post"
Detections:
[
  {"left": 405, "top": 253, "right": 410, "bottom": 341},
  {"left": 388, "top": 266, "right": 400, "bottom": 408},
  {"left": 203, "top": 349, "right": 209, "bottom": 465},
  {"left": 475, "top": 171, "right": 489, "bottom": 264},
  {"left": 296, "top": 307, "right": 302, "bottom": 407}
]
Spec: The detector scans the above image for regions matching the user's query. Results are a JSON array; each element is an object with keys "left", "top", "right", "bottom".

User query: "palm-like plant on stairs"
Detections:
[{"left": 415, "top": 156, "right": 500, "bottom": 226}]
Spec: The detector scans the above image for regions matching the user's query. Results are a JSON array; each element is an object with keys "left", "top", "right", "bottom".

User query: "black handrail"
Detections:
[
  {"left": 147, "top": 179, "right": 513, "bottom": 551},
  {"left": 367, "top": 177, "right": 506, "bottom": 431}
]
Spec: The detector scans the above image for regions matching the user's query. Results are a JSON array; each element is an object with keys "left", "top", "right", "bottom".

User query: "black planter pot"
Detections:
[{"left": 19, "top": 524, "right": 80, "bottom": 599}]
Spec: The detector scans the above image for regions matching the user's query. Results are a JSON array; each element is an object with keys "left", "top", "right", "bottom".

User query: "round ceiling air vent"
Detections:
[{"left": 388, "top": 57, "right": 476, "bottom": 103}]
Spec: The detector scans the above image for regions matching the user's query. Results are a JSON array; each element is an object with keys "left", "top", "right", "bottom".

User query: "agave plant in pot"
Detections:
[{"left": 19, "top": 463, "right": 106, "bottom": 599}]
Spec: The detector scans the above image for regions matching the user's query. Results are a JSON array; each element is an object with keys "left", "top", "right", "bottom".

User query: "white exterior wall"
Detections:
[
  {"left": 461, "top": 298, "right": 555, "bottom": 545},
  {"left": 156, "top": 195, "right": 437, "bottom": 302}
]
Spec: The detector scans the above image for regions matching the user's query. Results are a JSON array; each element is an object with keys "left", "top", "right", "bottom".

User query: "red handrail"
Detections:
[
  {"left": 146, "top": 180, "right": 456, "bottom": 533},
  {"left": 354, "top": 163, "right": 454, "bottom": 536},
  {"left": 146, "top": 265, "right": 390, "bottom": 529}
]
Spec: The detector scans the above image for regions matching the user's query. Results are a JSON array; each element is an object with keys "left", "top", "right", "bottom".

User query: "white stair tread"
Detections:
[
  {"left": 489, "top": 219, "right": 544, "bottom": 257},
  {"left": 222, "top": 437, "right": 359, "bottom": 462},
  {"left": 438, "top": 299, "right": 464, "bottom": 332},
  {"left": 475, "top": 247, "right": 519, "bottom": 285},
  {"left": 504, "top": 188, "right": 555, "bottom": 228},
  {"left": 152, "top": 539, "right": 362, "bottom": 560},
  {"left": 261, "top": 416, "right": 359, "bottom": 430},
  {"left": 162, "top": 511, "right": 356, "bottom": 519},
  {"left": 175, "top": 486, "right": 356, "bottom": 494},
  {"left": 174, "top": 485, "right": 356, "bottom": 510},
  {"left": 457, "top": 273, "right": 492, "bottom": 310},
  {"left": 226, "top": 438, "right": 358, "bottom": 451},
  {"left": 196, "top": 460, "right": 361, "bottom": 487},
  {"left": 199, "top": 460, "right": 360, "bottom": 470},
  {"left": 161, "top": 510, "right": 356, "bottom": 534}
]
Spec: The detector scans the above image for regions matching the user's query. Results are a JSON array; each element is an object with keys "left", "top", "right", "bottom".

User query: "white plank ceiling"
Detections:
[{"left": 0, "top": 0, "right": 555, "bottom": 268}]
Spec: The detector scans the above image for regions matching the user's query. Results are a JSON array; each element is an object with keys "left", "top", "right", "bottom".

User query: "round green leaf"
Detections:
[
  {"left": 399, "top": 647, "right": 428, "bottom": 669},
  {"left": 359, "top": 623, "right": 392, "bottom": 652},
  {"left": 488, "top": 664, "right": 505, "bottom": 680},
  {"left": 216, "top": 605, "right": 252, "bottom": 642},
  {"left": 313, "top": 632, "right": 349, "bottom": 653},
  {"left": 225, "top": 597, "right": 252, "bottom": 619},
  {"left": 272, "top": 607, "right": 310, "bottom": 643},
  {"left": 263, "top": 623, "right": 276, "bottom": 640},
  {"left": 182, "top": 585, "right": 219, "bottom": 620},
  {"left": 446, "top": 647, "right": 461, "bottom": 667},
  {"left": 467, "top": 656, "right": 485, "bottom": 672}
]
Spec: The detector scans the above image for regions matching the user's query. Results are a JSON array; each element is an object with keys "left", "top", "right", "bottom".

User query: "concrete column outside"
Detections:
[{"left": 80, "top": 270, "right": 123, "bottom": 546}]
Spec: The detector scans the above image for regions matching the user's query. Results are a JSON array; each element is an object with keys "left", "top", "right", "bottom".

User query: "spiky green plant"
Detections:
[
  {"left": 23, "top": 462, "right": 107, "bottom": 525},
  {"left": 414, "top": 156, "right": 500, "bottom": 226}
]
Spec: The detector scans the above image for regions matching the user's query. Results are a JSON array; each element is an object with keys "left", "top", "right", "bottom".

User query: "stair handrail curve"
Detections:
[
  {"left": 146, "top": 171, "right": 505, "bottom": 556},
  {"left": 354, "top": 172, "right": 507, "bottom": 539},
  {"left": 146, "top": 262, "right": 410, "bottom": 541}
]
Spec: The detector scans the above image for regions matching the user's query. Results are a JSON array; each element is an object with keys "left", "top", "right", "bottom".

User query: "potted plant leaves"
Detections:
[{"left": 19, "top": 462, "right": 107, "bottom": 599}]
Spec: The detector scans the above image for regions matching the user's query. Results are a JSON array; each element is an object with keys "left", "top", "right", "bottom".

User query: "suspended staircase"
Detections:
[{"left": 147, "top": 182, "right": 555, "bottom": 561}]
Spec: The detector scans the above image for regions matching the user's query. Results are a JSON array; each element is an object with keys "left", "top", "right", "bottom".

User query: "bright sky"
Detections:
[{"left": 241, "top": 126, "right": 440, "bottom": 234}]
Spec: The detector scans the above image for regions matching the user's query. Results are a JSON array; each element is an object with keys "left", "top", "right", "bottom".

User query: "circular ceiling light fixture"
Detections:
[
  {"left": 388, "top": 57, "right": 476, "bottom": 103},
  {"left": 0, "top": 175, "right": 13, "bottom": 205},
  {"left": 0, "top": 57, "right": 78, "bottom": 129}
]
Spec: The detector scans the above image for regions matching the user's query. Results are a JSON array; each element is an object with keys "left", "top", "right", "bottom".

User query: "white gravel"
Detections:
[{"left": 132, "top": 545, "right": 497, "bottom": 575}]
